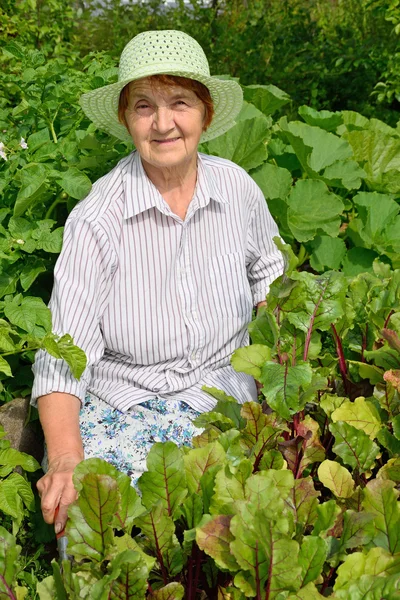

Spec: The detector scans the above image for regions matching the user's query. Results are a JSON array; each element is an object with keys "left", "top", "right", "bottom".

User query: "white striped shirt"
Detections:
[{"left": 32, "top": 151, "right": 284, "bottom": 412}]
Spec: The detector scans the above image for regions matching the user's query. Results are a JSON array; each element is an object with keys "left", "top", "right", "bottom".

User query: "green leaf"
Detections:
[
  {"left": 342, "top": 247, "right": 379, "bottom": 276},
  {"left": 4, "top": 296, "right": 52, "bottom": 333},
  {"left": 337, "top": 510, "right": 375, "bottom": 555},
  {"left": 243, "top": 84, "right": 291, "bottom": 116},
  {"left": 351, "top": 191, "right": 400, "bottom": 254},
  {"left": 377, "top": 457, "right": 400, "bottom": 482},
  {"left": 298, "top": 105, "right": 343, "bottom": 131},
  {"left": 152, "top": 583, "right": 185, "bottom": 599},
  {"left": 0, "top": 526, "right": 21, "bottom": 596},
  {"left": 309, "top": 236, "right": 347, "bottom": 271},
  {"left": 260, "top": 361, "right": 313, "bottom": 419},
  {"left": 345, "top": 128, "right": 400, "bottom": 193},
  {"left": 56, "top": 334, "right": 87, "bottom": 379},
  {"left": 288, "top": 477, "right": 320, "bottom": 532},
  {"left": 209, "top": 461, "right": 251, "bottom": 515},
  {"left": 134, "top": 502, "right": 183, "bottom": 577},
  {"left": 14, "top": 164, "right": 48, "bottom": 217},
  {"left": 318, "top": 460, "right": 355, "bottom": 498},
  {"left": 207, "top": 116, "right": 270, "bottom": 171},
  {"left": 231, "top": 344, "right": 271, "bottom": 379},
  {"left": 7, "top": 473, "right": 35, "bottom": 511},
  {"left": 36, "top": 576, "right": 55, "bottom": 600},
  {"left": 287, "top": 179, "right": 344, "bottom": 242},
  {"left": 312, "top": 499, "right": 341, "bottom": 537},
  {"left": 0, "top": 479, "right": 23, "bottom": 520},
  {"left": 286, "top": 582, "right": 326, "bottom": 599},
  {"left": 334, "top": 547, "right": 400, "bottom": 591},
  {"left": 0, "top": 448, "right": 40, "bottom": 472},
  {"left": 183, "top": 442, "right": 225, "bottom": 494},
  {"left": 100, "top": 550, "right": 149, "bottom": 599},
  {"left": 280, "top": 118, "right": 353, "bottom": 173},
  {"left": 298, "top": 536, "right": 327, "bottom": 587},
  {"left": 196, "top": 514, "right": 240, "bottom": 571},
  {"left": 27, "top": 129, "right": 50, "bottom": 153},
  {"left": 138, "top": 442, "right": 187, "bottom": 519},
  {"left": 250, "top": 162, "right": 292, "bottom": 200},
  {"left": 331, "top": 397, "right": 382, "bottom": 439},
  {"left": 0, "top": 357, "right": 12, "bottom": 377},
  {"left": 362, "top": 479, "right": 400, "bottom": 554},
  {"left": 66, "top": 472, "right": 119, "bottom": 562},
  {"left": 231, "top": 510, "right": 300, "bottom": 597},
  {"left": 248, "top": 307, "right": 279, "bottom": 347},
  {"left": 58, "top": 167, "right": 92, "bottom": 200},
  {"left": 73, "top": 458, "right": 143, "bottom": 531},
  {"left": 330, "top": 421, "right": 380, "bottom": 473}
]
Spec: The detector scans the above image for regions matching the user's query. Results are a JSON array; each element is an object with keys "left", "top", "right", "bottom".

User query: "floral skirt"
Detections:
[{"left": 79, "top": 393, "right": 202, "bottom": 486}]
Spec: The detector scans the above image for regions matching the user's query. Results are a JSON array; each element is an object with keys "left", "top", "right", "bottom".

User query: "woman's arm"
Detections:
[{"left": 37, "top": 392, "right": 84, "bottom": 533}]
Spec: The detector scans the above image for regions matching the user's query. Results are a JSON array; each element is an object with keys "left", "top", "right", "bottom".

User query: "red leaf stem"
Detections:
[
  {"left": 0, "top": 574, "right": 16, "bottom": 600},
  {"left": 331, "top": 324, "right": 348, "bottom": 396},
  {"left": 303, "top": 280, "right": 329, "bottom": 361}
]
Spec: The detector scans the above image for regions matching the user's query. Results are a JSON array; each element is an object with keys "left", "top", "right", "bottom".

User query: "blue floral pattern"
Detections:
[{"left": 79, "top": 394, "right": 202, "bottom": 486}]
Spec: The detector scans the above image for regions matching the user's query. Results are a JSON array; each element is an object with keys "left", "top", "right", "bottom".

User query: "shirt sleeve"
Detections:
[
  {"left": 31, "top": 216, "right": 117, "bottom": 405},
  {"left": 246, "top": 185, "right": 285, "bottom": 305}
]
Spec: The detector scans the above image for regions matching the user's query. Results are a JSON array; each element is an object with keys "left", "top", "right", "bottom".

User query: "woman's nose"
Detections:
[{"left": 153, "top": 106, "right": 175, "bottom": 133}]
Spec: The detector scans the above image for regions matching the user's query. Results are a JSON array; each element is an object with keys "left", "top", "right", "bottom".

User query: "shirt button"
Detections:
[
  {"left": 192, "top": 311, "right": 198, "bottom": 320},
  {"left": 191, "top": 352, "right": 197, "bottom": 360}
]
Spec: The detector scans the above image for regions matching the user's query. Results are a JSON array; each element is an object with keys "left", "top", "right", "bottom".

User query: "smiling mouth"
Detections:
[{"left": 152, "top": 138, "right": 181, "bottom": 144}]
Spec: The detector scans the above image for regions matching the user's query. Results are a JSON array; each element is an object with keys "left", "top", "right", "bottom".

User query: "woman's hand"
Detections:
[{"left": 37, "top": 452, "right": 82, "bottom": 533}]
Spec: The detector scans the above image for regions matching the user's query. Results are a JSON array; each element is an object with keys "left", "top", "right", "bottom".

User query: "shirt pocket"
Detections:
[{"left": 208, "top": 252, "right": 253, "bottom": 318}]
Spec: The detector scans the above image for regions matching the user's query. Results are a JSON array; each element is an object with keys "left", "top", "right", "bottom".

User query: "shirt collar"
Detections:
[{"left": 123, "top": 151, "right": 229, "bottom": 220}]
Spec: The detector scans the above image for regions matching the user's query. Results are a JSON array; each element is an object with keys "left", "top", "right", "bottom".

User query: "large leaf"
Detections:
[
  {"left": 298, "top": 105, "right": 343, "bottom": 131},
  {"left": 250, "top": 162, "right": 292, "bottom": 200},
  {"left": 283, "top": 270, "right": 347, "bottom": 336},
  {"left": 288, "top": 477, "right": 320, "bottom": 532},
  {"left": 230, "top": 345, "right": 271, "bottom": 379},
  {"left": 259, "top": 361, "right": 313, "bottom": 420},
  {"left": 243, "top": 84, "right": 291, "bottom": 116},
  {"left": 298, "top": 536, "right": 327, "bottom": 587},
  {"left": 280, "top": 118, "right": 356, "bottom": 174},
  {"left": 196, "top": 514, "right": 239, "bottom": 571},
  {"left": 138, "top": 442, "right": 187, "bottom": 519},
  {"left": 330, "top": 421, "right": 380, "bottom": 473},
  {"left": 0, "top": 448, "right": 40, "bottom": 473},
  {"left": 345, "top": 128, "right": 400, "bottom": 193},
  {"left": 73, "top": 458, "right": 143, "bottom": 531},
  {"left": 318, "top": 460, "right": 355, "bottom": 498},
  {"left": 207, "top": 116, "right": 270, "bottom": 171},
  {"left": 152, "top": 583, "right": 185, "bottom": 599},
  {"left": 287, "top": 180, "right": 344, "bottom": 242},
  {"left": 309, "top": 236, "right": 347, "bottom": 272},
  {"left": 331, "top": 397, "right": 382, "bottom": 439},
  {"left": 56, "top": 334, "right": 87, "bottom": 379},
  {"left": 183, "top": 442, "right": 225, "bottom": 494},
  {"left": 362, "top": 479, "right": 400, "bottom": 554},
  {"left": 97, "top": 550, "right": 149, "bottom": 599},
  {"left": 14, "top": 164, "right": 48, "bottom": 217},
  {"left": 58, "top": 167, "right": 92, "bottom": 200},
  {"left": 350, "top": 191, "right": 400, "bottom": 255},
  {"left": 334, "top": 547, "right": 400, "bottom": 591},
  {"left": 231, "top": 510, "right": 300, "bottom": 597},
  {"left": 209, "top": 460, "right": 251, "bottom": 515},
  {"left": 66, "top": 472, "right": 119, "bottom": 562},
  {"left": 0, "top": 526, "right": 21, "bottom": 596},
  {"left": 134, "top": 502, "right": 183, "bottom": 577},
  {"left": 248, "top": 307, "right": 279, "bottom": 347}
]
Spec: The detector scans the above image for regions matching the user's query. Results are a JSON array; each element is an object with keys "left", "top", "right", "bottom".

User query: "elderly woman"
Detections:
[{"left": 32, "top": 30, "right": 284, "bottom": 533}]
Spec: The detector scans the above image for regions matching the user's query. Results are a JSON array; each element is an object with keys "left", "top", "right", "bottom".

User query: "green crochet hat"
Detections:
[{"left": 79, "top": 30, "right": 243, "bottom": 143}]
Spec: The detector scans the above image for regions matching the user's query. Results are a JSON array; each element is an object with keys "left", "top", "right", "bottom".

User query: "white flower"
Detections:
[
  {"left": 0, "top": 150, "right": 7, "bottom": 161},
  {"left": 20, "top": 137, "right": 28, "bottom": 150},
  {"left": 0, "top": 142, "right": 4, "bottom": 151}
]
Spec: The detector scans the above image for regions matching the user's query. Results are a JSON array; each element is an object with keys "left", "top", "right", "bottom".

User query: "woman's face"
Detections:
[{"left": 124, "top": 78, "right": 206, "bottom": 172}]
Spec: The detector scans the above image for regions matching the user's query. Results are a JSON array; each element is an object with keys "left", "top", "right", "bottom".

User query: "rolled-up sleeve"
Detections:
[
  {"left": 246, "top": 187, "right": 285, "bottom": 305},
  {"left": 31, "top": 216, "right": 117, "bottom": 405}
]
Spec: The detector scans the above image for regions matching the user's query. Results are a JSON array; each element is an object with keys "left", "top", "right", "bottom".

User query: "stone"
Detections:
[{"left": 0, "top": 397, "right": 44, "bottom": 463}]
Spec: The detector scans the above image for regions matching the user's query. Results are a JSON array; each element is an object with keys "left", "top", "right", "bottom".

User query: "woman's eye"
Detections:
[
  {"left": 174, "top": 100, "right": 187, "bottom": 107},
  {"left": 136, "top": 104, "right": 150, "bottom": 110}
]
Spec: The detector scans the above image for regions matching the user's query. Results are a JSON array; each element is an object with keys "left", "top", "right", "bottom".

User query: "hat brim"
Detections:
[{"left": 79, "top": 71, "right": 243, "bottom": 143}]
